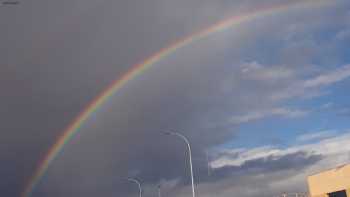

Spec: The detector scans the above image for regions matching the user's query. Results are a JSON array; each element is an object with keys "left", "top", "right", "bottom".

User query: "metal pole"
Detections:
[
  {"left": 127, "top": 178, "right": 142, "bottom": 197},
  {"left": 206, "top": 150, "right": 211, "bottom": 176},
  {"left": 163, "top": 131, "right": 196, "bottom": 197},
  {"left": 158, "top": 184, "right": 161, "bottom": 197}
]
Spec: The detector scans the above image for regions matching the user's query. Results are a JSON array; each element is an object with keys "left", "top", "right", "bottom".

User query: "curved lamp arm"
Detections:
[{"left": 162, "top": 131, "right": 195, "bottom": 197}]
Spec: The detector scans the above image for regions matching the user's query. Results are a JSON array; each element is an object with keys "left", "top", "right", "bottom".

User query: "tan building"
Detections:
[{"left": 307, "top": 163, "right": 350, "bottom": 197}]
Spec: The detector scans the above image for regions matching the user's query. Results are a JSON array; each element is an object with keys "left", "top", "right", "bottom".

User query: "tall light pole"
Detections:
[
  {"left": 158, "top": 184, "right": 161, "bottom": 197},
  {"left": 206, "top": 150, "right": 211, "bottom": 176},
  {"left": 163, "top": 131, "right": 195, "bottom": 197},
  {"left": 127, "top": 178, "right": 142, "bottom": 197}
]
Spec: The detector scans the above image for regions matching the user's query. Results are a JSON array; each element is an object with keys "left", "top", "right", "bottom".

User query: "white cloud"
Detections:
[
  {"left": 303, "top": 64, "right": 350, "bottom": 88},
  {"left": 320, "top": 102, "right": 334, "bottom": 110},
  {"left": 225, "top": 64, "right": 350, "bottom": 126},
  {"left": 211, "top": 146, "right": 281, "bottom": 168},
  {"left": 240, "top": 61, "right": 263, "bottom": 73},
  {"left": 296, "top": 130, "right": 337, "bottom": 142},
  {"left": 271, "top": 64, "right": 350, "bottom": 101},
  {"left": 240, "top": 62, "right": 295, "bottom": 81},
  {"left": 335, "top": 29, "right": 350, "bottom": 40},
  {"left": 211, "top": 131, "right": 350, "bottom": 169},
  {"left": 229, "top": 108, "right": 308, "bottom": 124}
]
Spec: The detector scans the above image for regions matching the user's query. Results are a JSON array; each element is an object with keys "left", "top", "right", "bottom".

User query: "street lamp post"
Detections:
[
  {"left": 206, "top": 150, "right": 211, "bottom": 176},
  {"left": 163, "top": 131, "right": 196, "bottom": 197},
  {"left": 158, "top": 184, "right": 161, "bottom": 197},
  {"left": 127, "top": 178, "right": 142, "bottom": 197}
]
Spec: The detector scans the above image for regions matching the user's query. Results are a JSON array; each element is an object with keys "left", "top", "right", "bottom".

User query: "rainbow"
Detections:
[{"left": 22, "top": 0, "right": 333, "bottom": 196}]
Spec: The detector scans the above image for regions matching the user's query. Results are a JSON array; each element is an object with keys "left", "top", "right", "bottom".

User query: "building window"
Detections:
[{"left": 328, "top": 190, "right": 347, "bottom": 197}]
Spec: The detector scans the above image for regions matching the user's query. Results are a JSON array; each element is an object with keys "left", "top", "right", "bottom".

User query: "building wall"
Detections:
[{"left": 307, "top": 164, "right": 350, "bottom": 197}]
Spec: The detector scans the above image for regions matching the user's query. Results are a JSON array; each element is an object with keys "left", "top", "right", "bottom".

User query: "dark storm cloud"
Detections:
[
  {"left": 0, "top": 0, "right": 238, "bottom": 195},
  {"left": 0, "top": 0, "right": 246, "bottom": 195}
]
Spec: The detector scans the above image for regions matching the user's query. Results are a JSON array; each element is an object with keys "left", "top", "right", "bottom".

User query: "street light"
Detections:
[
  {"left": 206, "top": 150, "right": 211, "bottom": 176},
  {"left": 158, "top": 184, "right": 161, "bottom": 197},
  {"left": 162, "top": 131, "right": 196, "bottom": 197},
  {"left": 127, "top": 178, "right": 142, "bottom": 197}
]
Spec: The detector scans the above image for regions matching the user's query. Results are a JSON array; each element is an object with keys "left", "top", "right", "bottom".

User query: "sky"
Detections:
[{"left": 1, "top": 0, "right": 350, "bottom": 197}]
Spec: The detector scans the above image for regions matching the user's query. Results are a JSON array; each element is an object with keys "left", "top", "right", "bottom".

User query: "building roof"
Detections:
[{"left": 307, "top": 163, "right": 350, "bottom": 196}]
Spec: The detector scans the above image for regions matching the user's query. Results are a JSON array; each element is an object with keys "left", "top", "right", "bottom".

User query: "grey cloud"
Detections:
[
  {"left": 229, "top": 107, "right": 308, "bottom": 124},
  {"left": 208, "top": 151, "right": 322, "bottom": 181}
]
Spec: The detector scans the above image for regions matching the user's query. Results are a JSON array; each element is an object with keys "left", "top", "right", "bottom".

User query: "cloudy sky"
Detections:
[{"left": 1, "top": 0, "right": 350, "bottom": 197}]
